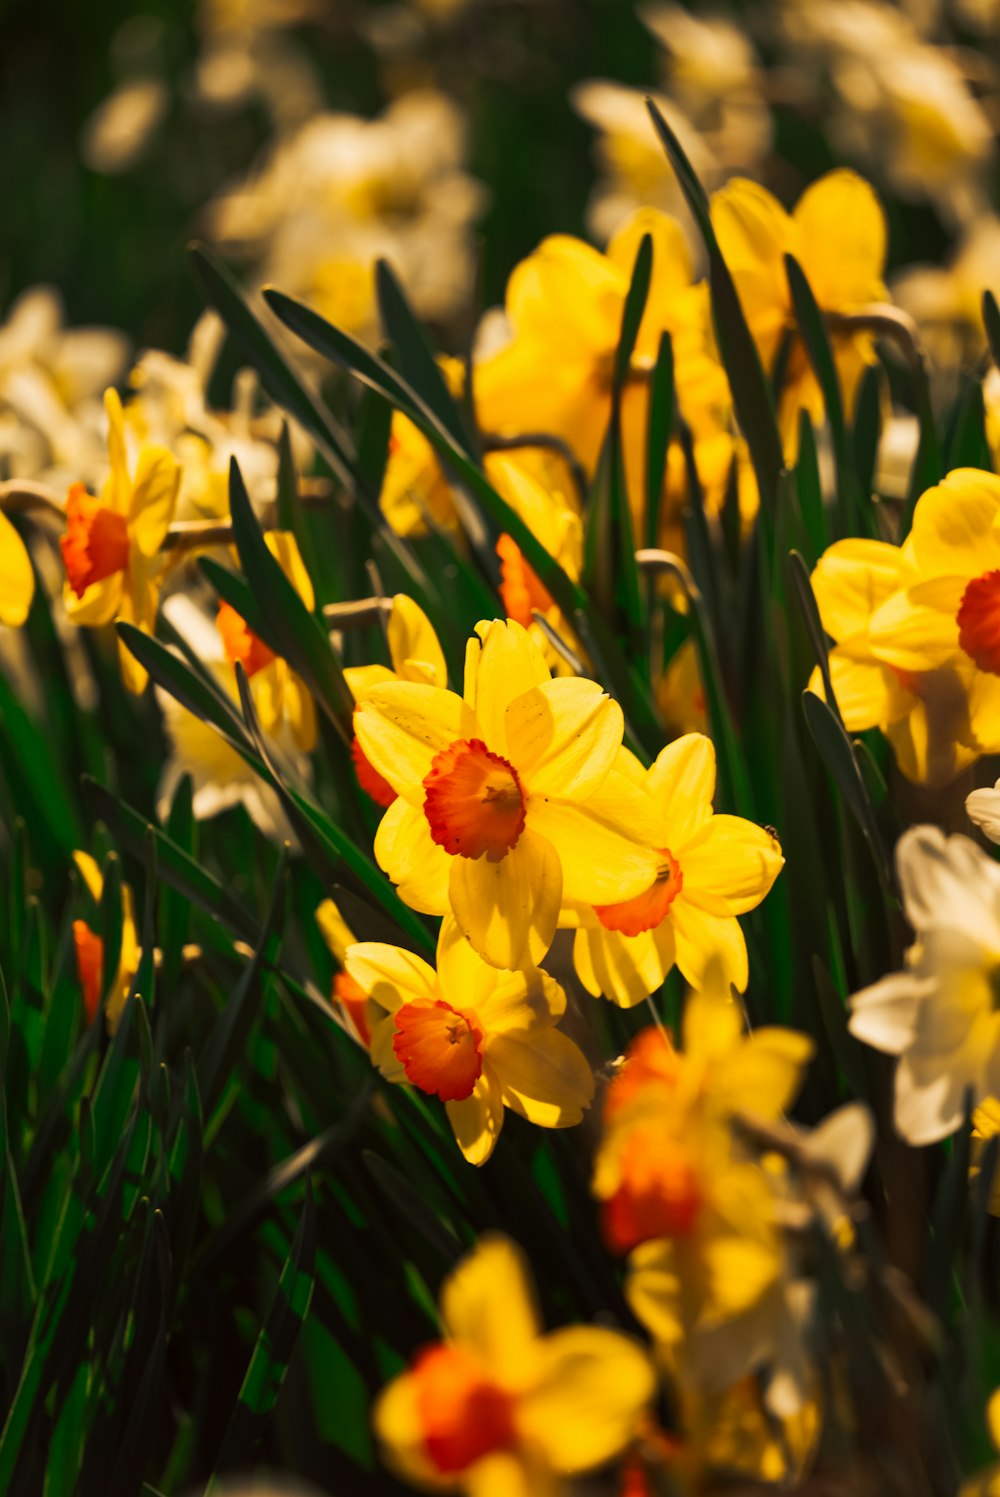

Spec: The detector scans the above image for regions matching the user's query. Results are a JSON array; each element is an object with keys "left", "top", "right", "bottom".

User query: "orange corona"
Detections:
[
  {"left": 60, "top": 483, "right": 130, "bottom": 599},
  {"left": 595, "top": 849, "right": 684, "bottom": 936},
  {"left": 72, "top": 920, "right": 105, "bottom": 1024},
  {"left": 423, "top": 738, "right": 527, "bottom": 861},
  {"left": 392, "top": 997, "right": 485, "bottom": 1101},
  {"left": 957, "top": 570, "right": 1000, "bottom": 675},
  {"left": 411, "top": 1343, "right": 517, "bottom": 1473},
  {"left": 496, "top": 532, "right": 555, "bottom": 629},
  {"left": 216, "top": 601, "right": 277, "bottom": 677}
]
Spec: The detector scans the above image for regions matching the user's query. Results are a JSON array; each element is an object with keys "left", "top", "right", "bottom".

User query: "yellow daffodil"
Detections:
[
  {"left": 315, "top": 897, "right": 371, "bottom": 1047},
  {"left": 214, "top": 529, "right": 317, "bottom": 753},
  {"left": 867, "top": 469, "right": 1000, "bottom": 755},
  {"left": 374, "top": 1233, "right": 654, "bottom": 1495},
  {"left": 61, "top": 387, "right": 181, "bottom": 692},
  {"left": 380, "top": 357, "right": 465, "bottom": 537},
  {"left": 570, "top": 735, "right": 783, "bottom": 1007},
  {"left": 343, "top": 593, "right": 447, "bottom": 808},
  {"left": 711, "top": 170, "right": 887, "bottom": 457},
  {"left": 474, "top": 208, "right": 731, "bottom": 520},
  {"left": 960, "top": 1388, "right": 1000, "bottom": 1497},
  {"left": 808, "top": 536, "right": 978, "bottom": 785},
  {"left": 353, "top": 617, "right": 657, "bottom": 970},
  {"left": 849, "top": 825, "right": 1000, "bottom": 1145},
  {"left": 344, "top": 918, "right": 594, "bottom": 1165},
  {"left": 0, "top": 511, "right": 34, "bottom": 626},
  {"left": 71, "top": 850, "right": 140, "bottom": 1033}
]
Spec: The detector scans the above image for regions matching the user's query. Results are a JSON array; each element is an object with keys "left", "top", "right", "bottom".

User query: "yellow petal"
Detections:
[
  {"left": 681, "top": 970, "right": 744, "bottom": 1059},
  {"left": 678, "top": 815, "right": 783, "bottom": 914},
  {"left": 506, "top": 677, "right": 623, "bottom": 798},
  {"left": 266, "top": 530, "right": 315, "bottom": 610},
  {"left": 389, "top": 594, "right": 448, "bottom": 687},
  {"left": 480, "top": 968, "right": 567, "bottom": 1032},
  {"left": 868, "top": 584, "right": 962, "bottom": 671},
  {"left": 488, "top": 1025, "right": 594, "bottom": 1128},
  {"left": 0, "top": 512, "right": 34, "bottom": 626},
  {"left": 435, "top": 916, "right": 499, "bottom": 1013},
  {"left": 572, "top": 925, "right": 670, "bottom": 1008},
  {"left": 440, "top": 1233, "right": 540, "bottom": 1366},
  {"left": 809, "top": 536, "right": 903, "bottom": 642},
  {"left": 447, "top": 1069, "right": 506, "bottom": 1165},
  {"left": 343, "top": 942, "right": 439, "bottom": 1015},
  {"left": 373, "top": 1371, "right": 439, "bottom": 1488},
  {"left": 465, "top": 1452, "right": 556, "bottom": 1497},
  {"left": 517, "top": 1326, "right": 654, "bottom": 1474},
  {"left": 354, "top": 681, "right": 469, "bottom": 804},
  {"left": 987, "top": 1388, "right": 1000, "bottom": 1451},
  {"left": 647, "top": 733, "right": 716, "bottom": 843},
  {"left": 63, "top": 572, "right": 124, "bottom": 627},
  {"left": 910, "top": 469, "right": 1000, "bottom": 580},
  {"left": 373, "top": 796, "right": 451, "bottom": 914},
  {"left": 526, "top": 798, "right": 658, "bottom": 905},
  {"left": 103, "top": 387, "right": 130, "bottom": 512},
  {"left": 715, "top": 1028, "right": 814, "bottom": 1118},
  {"left": 449, "top": 828, "right": 562, "bottom": 970},
  {"left": 128, "top": 446, "right": 181, "bottom": 556},
  {"left": 464, "top": 619, "right": 549, "bottom": 753},
  {"left": 315, "top": 898, "right": 354, "bottom": 963},
  {"left": 814, "top": 653, "right": 895, "bottom": 733},
  {"left": 73, "top": 850, "right": 104, "bottom": 902},
  {"left": 793, "top": 170, "right": 887, "bottom": 309},
  {"left": 672, "top": 898, "right": 749, "bottom": 991},
  {"left": 343, "top": 664, "right": 395, "bottom": 701},
  {"left": 504, "top": 234, "right": 623, "bottom": 353}
]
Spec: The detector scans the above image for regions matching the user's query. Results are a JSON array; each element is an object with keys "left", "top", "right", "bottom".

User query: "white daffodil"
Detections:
[{"left": 849, "top": 826, "right": 1000, "bottom": 1146}]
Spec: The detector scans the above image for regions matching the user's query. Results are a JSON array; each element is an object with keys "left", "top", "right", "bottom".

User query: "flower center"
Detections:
[
  {"left": 61, "top": 482, "right": 129, "bottom": 598},
  {"left": 423, "top": 738, "right": 527, "bottom": 861},
  {"left": 603, "top": 1129, "right": 703, "bottom": 1254},
  {"left": 412, "top": 1343, "right": 517, "bottom": 1474},
  {"left": 957, "top": 570, "right": 1000, "bottom": 675},
  {"left": 594, "top": 849, "right": 684, "bottom": 936},
  {"left": 72, "top": 919, "right": 105, "bottom": 1025},
  {"left": 392, "top": 997, "right": 484, "bottom": 1101},
  {"left": 351, "top": 730, "right": 398, "bottom": 808},
  {"left": 496, "top": 532, "right": 555, "bottom": 629},
  {"left": 217, "top": 601, "right": 277, "bottom": 678}
]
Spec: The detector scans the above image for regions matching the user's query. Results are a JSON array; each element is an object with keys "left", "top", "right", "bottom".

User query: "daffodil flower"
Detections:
[
  {"left": 711, "top": 170, "right": 887, "bottom": 458},
  {"left": 345, "top": 918, "right": 594, "bottom": 1165},
  {"left": 807, "top": 536, "right": 978, "bottom": 785},
  {"left": 343, "top": 593, "right": 447, "bottom": 808},
  {"left": 315, "top": 898, "right": 371, "bottom": 1046},
  {"left": 0, "top": 511, "right": 34, "bottom": 626},
  {"left": 867, "top": 469, "right": 1000, "bottom": 755},
  {"left": 353, "top": 617, "right": 658, "bottom": 970},
  {"left": 374, "top": 1234, "right": 654, "bottom": 1495},
  {"left": 569, "top": 735, "right": 784, "bottom": 1006},
  {"left": 71, "top": 850, "right": 140, "bottom": 1032},
  {"left": 60, "top": 387, "right": 181, "bottom": 692},
  {"left": 849, "top": 824, "right": 1000, "bottom": 1145}
]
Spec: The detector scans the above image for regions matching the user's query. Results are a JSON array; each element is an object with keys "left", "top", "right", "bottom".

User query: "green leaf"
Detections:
[
  {"left": 945, "top": 379, "right": 992, "bottom": 472},
  {"left": 206, "top": 1189, "right": 317, "bottom": 1484},
  {"left": 801, "top": 690, "right": 892, "bottom": 891},
  {"left": 645, "top": 98, "right": 782, "bottom": 514},
  {"left": 645, "top": 331, "right": 674, "bottom": 550},
  {"left": 375, "top": 259, "right": 476, "bottom": 457},
  {"left": 0, "top": 663, "right": 83, "bottom": 857},
  {"left": 852, "top": 362, "right": 882, "bottom": 502},
  {"left": 795, "top": 412, "right": 827, "bottom": 564},
  {"left": 363, "top": 1149, "right": 461, "bottom": 1261}
]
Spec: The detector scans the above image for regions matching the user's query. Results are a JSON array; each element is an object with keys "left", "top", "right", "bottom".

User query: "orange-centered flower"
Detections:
[
  {"left": 392, "top": 997, "right": 485, "bottom": 1101},
  {"left": 957, "top": 570, "right": 1000, "bottom": 676},
  {"left": 216, "top": 600, "right": 276, "bottom": 677},
  {"left": 423, "top": 738, "right": 527, "bottom": 861},
  {"left": 351, "top": 731, "right": 398, "bottom": 808},
  {"left": 61, "top": 483, "right": 130, "bottom": 598},
  {"left": 595, "top": 849, "right": 684, "bottom": 936},
  {"left": 496, "top": 532, "right": 555, "bottom": 630},
  {"left": 603, "top": 1128, "right": 704, "bottom": 1254},
  {"left": 72, "top": 920, "right": 105, "bottom": 1025},
  {"left": 411, "top": 1343, "right": 517, "bottom": 1474}
]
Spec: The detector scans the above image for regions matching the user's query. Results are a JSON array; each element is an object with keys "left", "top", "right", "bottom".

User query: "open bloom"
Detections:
[
  {"left": 71, "top": 850, "right": 140, "bottom": 1032},
  {"left": 346, "top": 919, "right": 593, "bottom": 1165},
  {"left": 353, "top": 618, "right": 657, "bottom": 969},
  {"left": 867, "top": 469, "right": 1000, "bottom": 754},
  {"left": 375, "top": 1233, "right": 654, "bottom": 1495},
  {"left": 570, "top": 736, "right": 783, "bottom": 1006},
  {"left": 60, "top": 387, "right": 181, "bottom": 692},
  {"left": 343, "top": 593, "right": 447, "bottom": 808},
  {"left": 0, "top": 512, "right": 34, "bottom": 626},
  {"left": 849, "top": 825, "right": 1000, "bottom": 1145},
  {"left": 711, "top": 170, "right": 886, "bottom": 457},
  {"left": 808, "top": 537, "right": 977, "bottom": 785}
]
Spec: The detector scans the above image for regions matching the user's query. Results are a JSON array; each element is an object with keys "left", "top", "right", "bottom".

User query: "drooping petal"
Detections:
[
  {"left": 354, "top": 681, "right": 469, "bottom": 804},
  {"left": 449, "top": 828, "right": 562, "bottom": 970},
  {"left": 517, "top": 1326, "right": 654, "bottom": 1474},
  {"left": 505, "top": 677, "right": 623, "bottom": 798},
  {"left": 0, "top": 512, "right": 34, "bottom": 626},
  {"left": 446, "top": 1067, "right": 506, "bottom": 1165},
  {"left": 373, "top": 796, "right": 451, "bottom": 914},
  {"left": 343, "top": 942, "right": 439, "bottom": 1016},
  {"left": 489, "top": 1025, "right": 594, "bottom": 1127},
  {"left": 526, "top": 798, "right": 658, "bottom": 905},
  {"left": 678, "top": 815, "right": 784, "bottom": 914}
]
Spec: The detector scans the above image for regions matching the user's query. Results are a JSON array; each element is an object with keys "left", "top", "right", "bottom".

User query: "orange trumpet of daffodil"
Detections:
[
  {"left": 71, "top": 850, "right": 140, "bottom": 1033},
  {"left": 569, "top": 735, "right": 783, "bottom": 1007},
  {"left": 710, "top": 170, "right": 887, "bottom": 458},
  {"left": 353, "top": 617, "right": 658, "bottom": 970},
  {"left": 374, "top": 1234, "right": 655, "bottom": 1496},
  {"left": 61, "top": 388, "right": 181, "bottom": 692},
  {"left": 345, "top": 917, "right": 594, "bottom": 1166},
  {"left": 866, "top": 469, "right": 1000, "bottom": 755}
]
